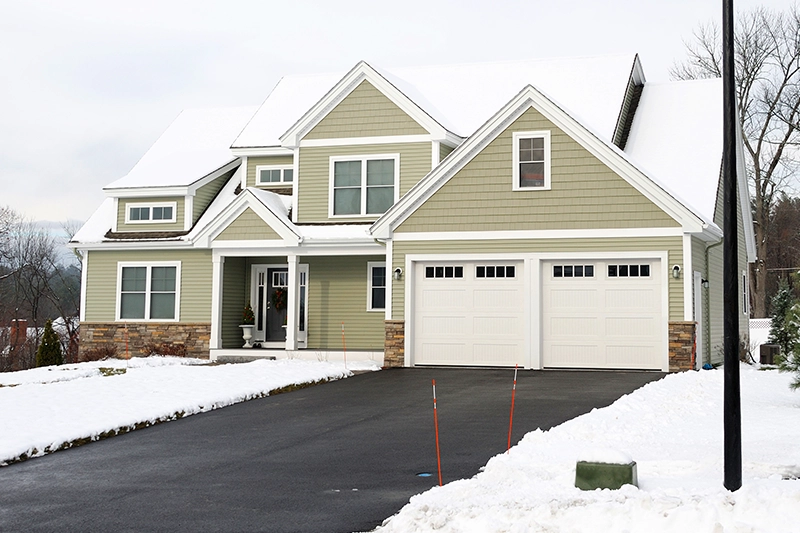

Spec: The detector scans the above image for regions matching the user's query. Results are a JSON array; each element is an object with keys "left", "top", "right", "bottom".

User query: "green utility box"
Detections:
[{"left": 575, "top": 461, "right": 638, "bottom": 490}]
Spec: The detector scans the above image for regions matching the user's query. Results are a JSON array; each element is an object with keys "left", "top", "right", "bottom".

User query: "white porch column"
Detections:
[
  {"left": 285, "top": 254, "right": 299, "bottom": 351},
  {"left": 210, "top": 253, "right": 225, "bottom": 350}
]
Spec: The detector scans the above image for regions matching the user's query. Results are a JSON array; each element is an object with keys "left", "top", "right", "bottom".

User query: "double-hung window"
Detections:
[
  {"left": 126, "top": 202, "right": 177, "bottom": 224},
  {"left": 331, "top": 155, "right": 398, "bottom": 216},
  {"left": 117, "top": 262, "right": 180, "bottom": 321},
  {"left": 512, "top": 131, "right": 551, "bottom": 190},
  {"left": 367, "top": 262, "right": 386, "bottom": 311},
  {"left": 256, "top": 165, "right": 294, "bottom": 185}
]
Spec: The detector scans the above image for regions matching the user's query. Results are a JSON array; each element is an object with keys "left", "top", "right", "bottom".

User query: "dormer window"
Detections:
[
  {"left": 256, "top": 165, "right": 294, "bottom": 185},
  {"left": 513, "top": 131, "right": 551, "bottom": 190},
  {"left": 126, "top": 202, "right": 177, "bottom": 224},
  {"left": 329, "top": 154, "right": 398, "bottom": 217}
]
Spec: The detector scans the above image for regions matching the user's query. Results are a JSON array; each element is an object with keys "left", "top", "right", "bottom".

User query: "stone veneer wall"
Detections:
[
  {"left": 384, "top": 320, "right": 405, "bottom": 368},
  {"left": 668, "top": 321, "right": 696, "bottom": 372},
  {"left": 80, "top": 323, "right": 211, "bottom": 359}
]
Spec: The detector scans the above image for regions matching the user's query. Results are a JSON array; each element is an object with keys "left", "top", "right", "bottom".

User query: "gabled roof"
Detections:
[
  {"left": 372, "top": 83, "right": 717, "bottom": 239},
  {"left": 105, "top": 107, "right": 256, "bottom": 191},
  {"left": 233, "top": 55, "right": 639, "bottom": 149}
]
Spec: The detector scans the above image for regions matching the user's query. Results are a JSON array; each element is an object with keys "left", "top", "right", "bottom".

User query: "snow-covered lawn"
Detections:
[
  {"left": 0, "top": 356, "right": 379, "bottom": 465},
  {"left": 374, "top": 365, "right": 800, "bottom": 533}
]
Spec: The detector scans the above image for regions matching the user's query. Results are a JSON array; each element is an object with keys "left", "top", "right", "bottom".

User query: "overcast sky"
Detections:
[{"left": 0, "top": 0, "right": 794, "bottom": 224}]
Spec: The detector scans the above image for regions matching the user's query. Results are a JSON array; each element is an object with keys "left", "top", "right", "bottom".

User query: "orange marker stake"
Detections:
[
  {"left": 341, "top": 322, "right": 347, "bottom": 370},
  {"left": 432, "top": 379, "right": 443, "bottom": 486},
  {"left": 507, "top": 364, "right": 518, "bottom": 452}
]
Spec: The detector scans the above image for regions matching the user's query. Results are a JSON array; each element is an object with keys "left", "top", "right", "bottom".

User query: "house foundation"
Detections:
[
  {"left": 668, "top": 321, "right": 696, "bottom": 372},
  {"left": 384, "top": 320, "right": 405, "bottom": 368},
  {"left": 80, "top": 322, "right": 211, "bottom": 359}
]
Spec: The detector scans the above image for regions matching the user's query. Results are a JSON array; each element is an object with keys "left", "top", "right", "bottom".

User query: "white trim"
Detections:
[
  {"left": 683, "top": 233, "right": 693, "bottom": 321},
  {"left": 299, "top": 134, "right": 434, "bottom": 148},
  {"left": 115, "top": 261, "right": 182, "bottom": 322},
  {"left": 286, "top": 255, "right": 299, "bottom": 350},
  {"left": 212, "top": 244, "right": 383, "bottom": 257},
  {"left": 328, "top": 154, "right": 400, "bottom": 218},
  {"left": 394, "top": 227, "right": 685, "bottom": 241},
  {"left": 112, "top": 198, "right": 119, "bottom": 233},
  {"left": 124, "top": 202, "right": 178, "bottom": 225},
  {"left": 106, "top": 186, "right": 191, "bottom": 198},
  {"left": 431, "top": 141, "right": 440, "bottom": 168},
  {"left": 184, "top": 196, "right": 193, "bottom": 230},
  {"left": 230, "top": 146, "right": 294, "bottom": 157},
  {"left": 512, "top": 130, "right": 552, "bottom": 191},
  {"left": 367, "top": 261, "right": 387, "bottom": 312},
  {"left": 210, "top": 254, "right": 224, "bottom": 349},
  {"left": 79, "top": 251, "right": 89, "bottom": 322},
  {"left": 403, "top": 251, "right": 670, "bottom": 371},
  {"left": 292, "top": 147, "right": 300, "bottom": 223},
  {"left": 255, "top": 164, "right": 294, "bottom": 185},
  {"left": 385, "top": 240, "right": 393, "bottom": 321},
  {"left": 240, "top": 156, "right": 248, "bottom": 189}
]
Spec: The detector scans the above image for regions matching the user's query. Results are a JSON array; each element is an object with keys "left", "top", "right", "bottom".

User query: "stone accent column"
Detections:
[
  {"left": 384, "top": 320, "right": 405, "bottom": 368},
  {"left": 668, "top": 321, "right": 696, "bottom": 372}
]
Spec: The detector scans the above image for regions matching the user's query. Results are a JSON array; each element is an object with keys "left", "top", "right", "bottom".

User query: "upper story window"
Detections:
[
  {"left": 256, "top": 165, "right": 294, "bottom": 185},
  {"left": 125, "top": 202, "right": 177, "bottom": 224},
  {"left": 330, "top": 155, "right": 398, "bottom": 217},
  {"left": 512, "top": 131, "right": 551, "bottom": 190}
]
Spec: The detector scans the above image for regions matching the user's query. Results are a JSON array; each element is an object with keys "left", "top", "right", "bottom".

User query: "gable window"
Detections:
[
  {"left": 126, "top": 202, "right": 177, "bottom": 224},
  {"left": 512, "top": 131, "right": 551, "bottom": 190},
  {"left": 117, "top": 262, "right": 180, "bottom": 321},
  {"left": 368, "top": 262, "right": 386, "bottom": 311},
  {"left": 256, "top": 165, "right": 294, "bottom": 185},
  {"left": 330, "top": 155, "right": 398, "bottom": 216}
]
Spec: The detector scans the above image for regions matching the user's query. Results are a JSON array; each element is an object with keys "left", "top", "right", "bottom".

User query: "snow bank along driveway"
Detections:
[
  {"left": 0, "top": 357, "right": 379, "bottom": 465},
  {"left": 375, "top": 366, "right": 800, "bottom": 533}
]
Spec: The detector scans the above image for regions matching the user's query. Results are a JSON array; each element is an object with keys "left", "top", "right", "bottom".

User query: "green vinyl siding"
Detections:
[
  {"left": 247, "top": 155, "right": 295, "bottom": 189},
  {"left": 304, "top": 80, "right": 427, "bottom": 139},
  {"left": 117, "top": 196, "right": 186, "bottom": 232},
  {"left": 215, "top": 208, "right": 282, "bottom": 241},
  {"left": 440, "top": 142, "right": 455, "bottom": 162},
  {"left": 84, "top": 249, "right": 212, "bottom": 323},
  {"left": 391, "top": 237, "right": 685, "bottom": 321},
  {"left": 297, "top": 142, "right": 432, "bottom": 222},
  {"left": 692, "top": 235, "right": 716, "bottom": 366},
  {"left": 305, "top": 255, "right": 385, "bottom": 350},
  {"left": 193, "top": 170, "right": 234, "bottom": 224},
  {"left": 397, "top": 107, "right": 680, "bottom": 233},
  {"left": 221, "top": 256, "right": 246, "bottom": 349}
]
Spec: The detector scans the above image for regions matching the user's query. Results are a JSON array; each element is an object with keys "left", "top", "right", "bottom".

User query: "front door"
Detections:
[{"left": 252, "top": 264, "right": 308, "bottom": 347}]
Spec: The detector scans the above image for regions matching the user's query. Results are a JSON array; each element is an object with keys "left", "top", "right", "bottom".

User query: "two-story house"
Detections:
[{"left": 71, "top": 55, "right": 756, "bottom": 371}]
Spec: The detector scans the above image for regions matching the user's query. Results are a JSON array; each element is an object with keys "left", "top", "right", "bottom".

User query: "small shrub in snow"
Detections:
[
  {"left": 142, "top": 342, "right": 187, "bottom": 357},
  {"left": 35, "top": 320, "right": 63, "bottom": 367},
  {"left": 80, "top": 344, "right": 118, "bottom": 362},
  {"left": 769, "top": 280, "right": 799, "bottom": 358}
]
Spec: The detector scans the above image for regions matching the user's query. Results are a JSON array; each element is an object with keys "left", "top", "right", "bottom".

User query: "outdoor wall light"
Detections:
[
  {"left": 393, "top": 267, "right": 403, "bottom": 281},
  {"left": 701, "top": 278, "right": 709, "bottom": 288},
  {"left": 672, "top": 264, "right": 681, "bottom": 279}
]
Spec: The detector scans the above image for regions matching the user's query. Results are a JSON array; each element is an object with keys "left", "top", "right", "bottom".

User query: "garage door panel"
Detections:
[
  {"left": 550, "top": 289, "right": 599, "bottom": 309},
  {"left": 422, "top": 289, "right": 467, "bottom": 308},
  {"left": 414, "top": 261, "right": 524, "bottom": 367},
  {"left": 543, "top": 259, "right": 663, "bottom": 370}
]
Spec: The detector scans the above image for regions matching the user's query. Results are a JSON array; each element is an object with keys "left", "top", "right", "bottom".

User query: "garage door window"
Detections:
[
  {"left": 608, "top": 264, "right": 650, "bottom": 277},
  {"left": 425, "top": 266, "right": 464, "bottom": 279},
  {"left": 553, "top": 265, "right": 594, "bottom": 278},
  {"left": 476, "top": 265, "right": 516, "bottom": 278}
]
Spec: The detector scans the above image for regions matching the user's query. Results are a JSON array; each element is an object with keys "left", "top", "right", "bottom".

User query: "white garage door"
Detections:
[
  {"left": 542, "top": 260, "right": 663, "bottom": 370},
  {"left": 413, "top": 261, "right": 525, "bottom": 367}
]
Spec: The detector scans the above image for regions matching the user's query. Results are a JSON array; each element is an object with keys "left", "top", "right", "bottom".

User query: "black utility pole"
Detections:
[{"left": 722, "top": 0, "right": 743, "bottom": 492}]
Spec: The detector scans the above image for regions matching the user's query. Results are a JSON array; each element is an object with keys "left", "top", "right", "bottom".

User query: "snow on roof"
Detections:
[
  {"left": 186, "top": 170, "right": 243, "bottom": 240},
  {"left": 248, "top": 188, "right": 293, "bottom": 217},
  {"left": 624, "top": 79, "right": 722, "bottom": 223},
  {"left": 105, "top": 107, "right": 257, "bottom": 190},
  {"left": 234, "top": 55, "right": 638, "bottom": 148},
  {"left": 70, "top": 197, "right": 114, "bottom": 244}
]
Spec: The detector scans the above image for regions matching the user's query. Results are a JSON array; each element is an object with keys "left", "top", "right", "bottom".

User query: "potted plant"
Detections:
[{"left": 240, "top": 302, "right": 255, "bottom": 348}]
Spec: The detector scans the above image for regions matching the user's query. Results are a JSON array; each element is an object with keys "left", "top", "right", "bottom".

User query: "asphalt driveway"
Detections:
[{"left": 0, "top": 368, "right": 663, "bottom": 533}]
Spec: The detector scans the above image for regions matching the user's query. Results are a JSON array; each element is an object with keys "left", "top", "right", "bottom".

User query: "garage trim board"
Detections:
[{"left": 405, "top": 252, "right": 669, "bottom": 371}]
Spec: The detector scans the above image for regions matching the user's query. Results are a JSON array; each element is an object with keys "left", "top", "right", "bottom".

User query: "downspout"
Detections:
[{"left": 704, "top": 237, "right": 724, "bottom": 366}]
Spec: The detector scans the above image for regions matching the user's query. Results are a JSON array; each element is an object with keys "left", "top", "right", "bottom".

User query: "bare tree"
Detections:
[{"left": 671, "top": 5, "right": 800, "bottom": 317}]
